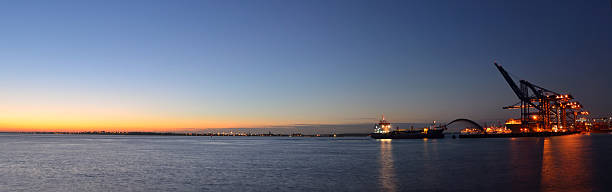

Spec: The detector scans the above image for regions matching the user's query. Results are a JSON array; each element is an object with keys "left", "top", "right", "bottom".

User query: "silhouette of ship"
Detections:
[{"left": 370, "top": 115, "right": 444, "bottom": 139}]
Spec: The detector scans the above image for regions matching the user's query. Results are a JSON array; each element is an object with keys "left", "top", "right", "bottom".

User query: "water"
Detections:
[{"left": 1, "top": 133, "right": 611, "bottom": 192}]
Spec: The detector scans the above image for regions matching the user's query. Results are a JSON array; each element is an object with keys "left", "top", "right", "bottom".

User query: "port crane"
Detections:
[{"left": 494, "top": 63, "right": 588, "bottom": 132}]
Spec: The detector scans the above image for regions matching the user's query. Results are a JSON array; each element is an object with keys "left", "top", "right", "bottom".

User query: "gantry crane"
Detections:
[{"left": 494, "top": 63, "right": 588, "bottom": 132}]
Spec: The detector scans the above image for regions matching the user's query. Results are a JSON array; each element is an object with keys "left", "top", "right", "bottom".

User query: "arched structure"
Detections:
[{"left": 446, "top": 119, "right": 484, "bottom": 132}]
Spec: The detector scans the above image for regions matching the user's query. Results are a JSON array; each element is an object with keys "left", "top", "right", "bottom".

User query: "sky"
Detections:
[{"left": 0, "top": 0, "right": 611, "bottom": 132}]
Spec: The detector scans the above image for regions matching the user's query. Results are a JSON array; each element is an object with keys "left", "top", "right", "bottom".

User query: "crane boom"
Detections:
[{"left": 494, "top": 63, "right": 524, "bottom": 101}]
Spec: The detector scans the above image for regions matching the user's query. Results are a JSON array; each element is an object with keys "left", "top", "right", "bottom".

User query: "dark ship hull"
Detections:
[{"left": 370, "top": 129, "right": 444, "bottom": 139}]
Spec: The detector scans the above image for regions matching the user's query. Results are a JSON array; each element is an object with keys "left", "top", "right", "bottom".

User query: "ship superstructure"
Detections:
[{"left": 373, "top": 115, "right": 392, "bottom": 134}]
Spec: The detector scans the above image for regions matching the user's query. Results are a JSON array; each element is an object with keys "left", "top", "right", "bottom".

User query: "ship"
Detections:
[{"left": 370, "top": 115, "right": 445, "bottom": 139}]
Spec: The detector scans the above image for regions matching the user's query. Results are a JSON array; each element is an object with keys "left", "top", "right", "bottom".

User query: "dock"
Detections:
[{"left": 458, "top": 131, "right": 579, "bottom": 138}]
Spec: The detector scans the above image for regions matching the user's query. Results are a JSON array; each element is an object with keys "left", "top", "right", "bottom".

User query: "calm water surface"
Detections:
[{"left": 1, "top": 133, "right": 611, "bottom": 191}]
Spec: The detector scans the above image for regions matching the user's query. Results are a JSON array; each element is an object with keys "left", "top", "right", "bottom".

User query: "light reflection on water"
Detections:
[
  {"left": 540, "top": 135, "right": 593, "bottom": 192},
  {"left": 0, "top": 134, "right": 610, "bottom": 192},
  {"left": 378, "top": 139, "right": 396, "bottom": 192}
]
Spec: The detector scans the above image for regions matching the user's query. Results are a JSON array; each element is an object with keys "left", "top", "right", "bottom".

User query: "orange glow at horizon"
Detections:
[
  {"left": 0, "top": 118, "right": 293, "bottom": 132},
  {"left": 0, "top": 98, "right": 299, "bottom": 132},
  {"left": 0, "top": 118, "right": 276, "bottom": 132},
  {"left": 0, "top": 110, "right": 291, "bottom": 132},
  {"left": 0, "top": 109, "right": 346, "bottom": 132},
  {"left": 0, "top": 94, "right": 372, "bottom": 132}
]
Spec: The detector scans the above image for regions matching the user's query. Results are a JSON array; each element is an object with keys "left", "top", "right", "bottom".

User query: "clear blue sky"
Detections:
[{"left": 0, "top": 0, "right": 611, "bottom": 131}]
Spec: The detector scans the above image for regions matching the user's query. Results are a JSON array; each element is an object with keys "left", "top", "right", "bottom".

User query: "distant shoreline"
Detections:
[{"left": 0, "top": 132, "right": 370, "bottom": 137}]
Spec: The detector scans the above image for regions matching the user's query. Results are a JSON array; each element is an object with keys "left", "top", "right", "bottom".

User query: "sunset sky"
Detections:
[{"left": 1, "top": 0, "right": 611, "bottom": 132}]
